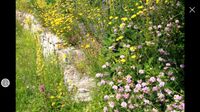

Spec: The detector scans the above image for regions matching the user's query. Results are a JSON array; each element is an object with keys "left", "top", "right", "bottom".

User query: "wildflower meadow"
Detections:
[{"left": 16, "top": 0, "right": 184, "bottom": 112}]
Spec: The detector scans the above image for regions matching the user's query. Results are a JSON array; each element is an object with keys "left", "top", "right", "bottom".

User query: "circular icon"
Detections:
[{"left": 1, "top": 78, "right": 10, "bottom": 88}]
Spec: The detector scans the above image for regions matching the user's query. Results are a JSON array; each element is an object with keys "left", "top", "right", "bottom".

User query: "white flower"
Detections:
[
  {"left": 104, "top": 95, "right": 109, "bottom": 101},
  {"left": 108, "top": 101, "right": 115, "bottom": 108},
  {"left": 105, "top": 62, "right": 110, "bottom": 66},
  {"left": 159, "top": 82, "right": 165, "bottom": 87},
  {"left": 158, "top": 25, "right": 162, "bottom": 29},
  {"left": 171, "top": 76, "right": 175, "bottom": 81},
  {"left": 109, "top": 81, "right": 114, "bottom": 86},
  {"left": 120, "top": 55, "right": 125, "bottom": 59},
  {"left": 112, "top": 85, "right": 118, "bottom": 90},
  {"left": 95, "top": 73, "right": 103, "bottom": 78},
  {"left": 166, "top": 63, "right": 171, "bottom": 67},
  {"left": 175, "top": 20, "right": 179, "bottom": 24},
  {"left": 121, "top": 101, "right": 127, "bottom": 108},
  {"left": 103, "top": 106, "right": 108, "bottom": 112},
  {"left": 139, "top": 70, "right": 145, "bottom": 74},
  {"left": 148, "top": 26, "right": 153, "bottom": 31},
  {"left": 102, "top": 64, "right": 107, "bottom": 68}
]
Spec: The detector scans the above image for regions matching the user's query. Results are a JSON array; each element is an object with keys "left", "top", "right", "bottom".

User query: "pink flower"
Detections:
[
  {"left": 139, "top": 69, "right": 145, "bottom": 74},
  {"left": 116, "top": 93, "right": 122, "bottom": 100},
  {"left": 100, "top": 80, "right": 106, "bottom": 85},
  {"left": 124, "top": 85, "right": 131, "bottom": 92},
  {"left": 123, "top": 93, "right": 130, "bottom": 99},
  {"left": 159, "top": 82, "right": 165, "bottom": 87},
  {"left": 166, "top": 105, "right": 173, "bottom": 111},
  {"left": 164, "top": 88, "right": 172, "bottom": 95},
  {"left": 135, "top": 83, "right": 141, "bottom": 89},
  {"left": 39, "top": 84, "right": 45, "bottom": 93},
  {"left": 174, "top": 95, "right": 182, "bottom": 101},
  {"left": 126, "top": 75, "right": 132, "bottom": 83},
  {"left": 118, "top": 87, "right": 124, "bottom": 92},
  {"left": 152, "top": 86, "right": 159, "bottom": 91},
  {"left": 142, "top": 87, "right": 150, "bottom": 94},
  {"left": 112, "top": 85, "right": 118, "bottom": 90},
  {"left": 179, "top": 102, "right": 185, "bottom": 110},
  {"left": 108, "top": 101, "right": 115, "bottom": 108},
  {"left": 134, "top": 88, "right": 139, "bottom": 93},
  {"left": 157, "top": 78, "right": 162, "bottom": 83},
  {"left": 128, "top": 104, "right": 135, "bottom": 109},
  {"left": 149, "top": 77, "right": 156, "bottom": 83},
  {"left": 121, "top": 101, "right": 127, "bottom": 108}
]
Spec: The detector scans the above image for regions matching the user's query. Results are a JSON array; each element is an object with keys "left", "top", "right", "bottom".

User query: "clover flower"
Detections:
[
  {"left": 108, "top": 101, "right": 115, "bottom": 108},
  {"left": 149, "top": 77, "right": 156, "bottom": 83},
  {"left": 112, "top": 85, "right": 118, "bottom": 90},
  {"left": 121, "top": 101, "right": 127, "bottom": 108},
  {"left": 123, "top": 93, "right": 130, "bottom": 99},
  {"left": 116, "top": 93, "right": 122, "bottom": 100},
  {"left": 174, "top": 95, "right": 182, "bottom": 101}
]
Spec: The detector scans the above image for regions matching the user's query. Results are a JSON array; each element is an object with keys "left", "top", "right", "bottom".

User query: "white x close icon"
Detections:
[{"left": 189, "top": 7, "right": 195, "bottom": 13}]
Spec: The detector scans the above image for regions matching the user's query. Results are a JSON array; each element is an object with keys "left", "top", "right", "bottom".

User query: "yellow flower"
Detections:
[
  {"left": 57, "top": 95, "right": 61, "bottom": 99},
  {"left": 116, "top": 36, "right": 124, "bottom": 41},
  {"left": 146, "top": 0, "right": 149, "bottom": 4},
  {"left": 51, "top": 102, "right": 55, "bottom": 106},
  {"left": 131, "top": 55, "right": 137, "bottom": 59},
  {"left": 121, "top": 17, "right": 128, "bottom": 22},
  {"left": 120, "top": 59, "right": 126, "bottom": 63},
  {"left": 156, "top": 0, "right": 160, "bottom": 4},
  {"left": 119, "top": 23, "right": 126, "bottom": 29},
  {"left": 131, "top": 14, "right": 137, "bottom": 19},
  {"left": 50, "top": 96, "right": 55, "bottom": 99},
  {"left": 109, "top": 16, "right": 113, "bottom": 19},
  {"left": 135, "top": 3, "right": 139, "bottom": 6},
  {"left": 85, "top": 44, "right": 90, "bottom": 49},
  {"left": 130, "top": 46, "right": 136, "bottom": 51},
  {"left": 115, "top": 17, "right": 118, "bottom": 19},
  {"left": 137, "top": 6, "right": 143, "bottom": 9},
  {"left": 108, "top": 22, "right": 112, "bottom": 25},
  {"left": 86, "top": 33, "right": 90, "bottom": 37},
  {"left": 136, "top": 11, "right": 144, "bottom": 15}
]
